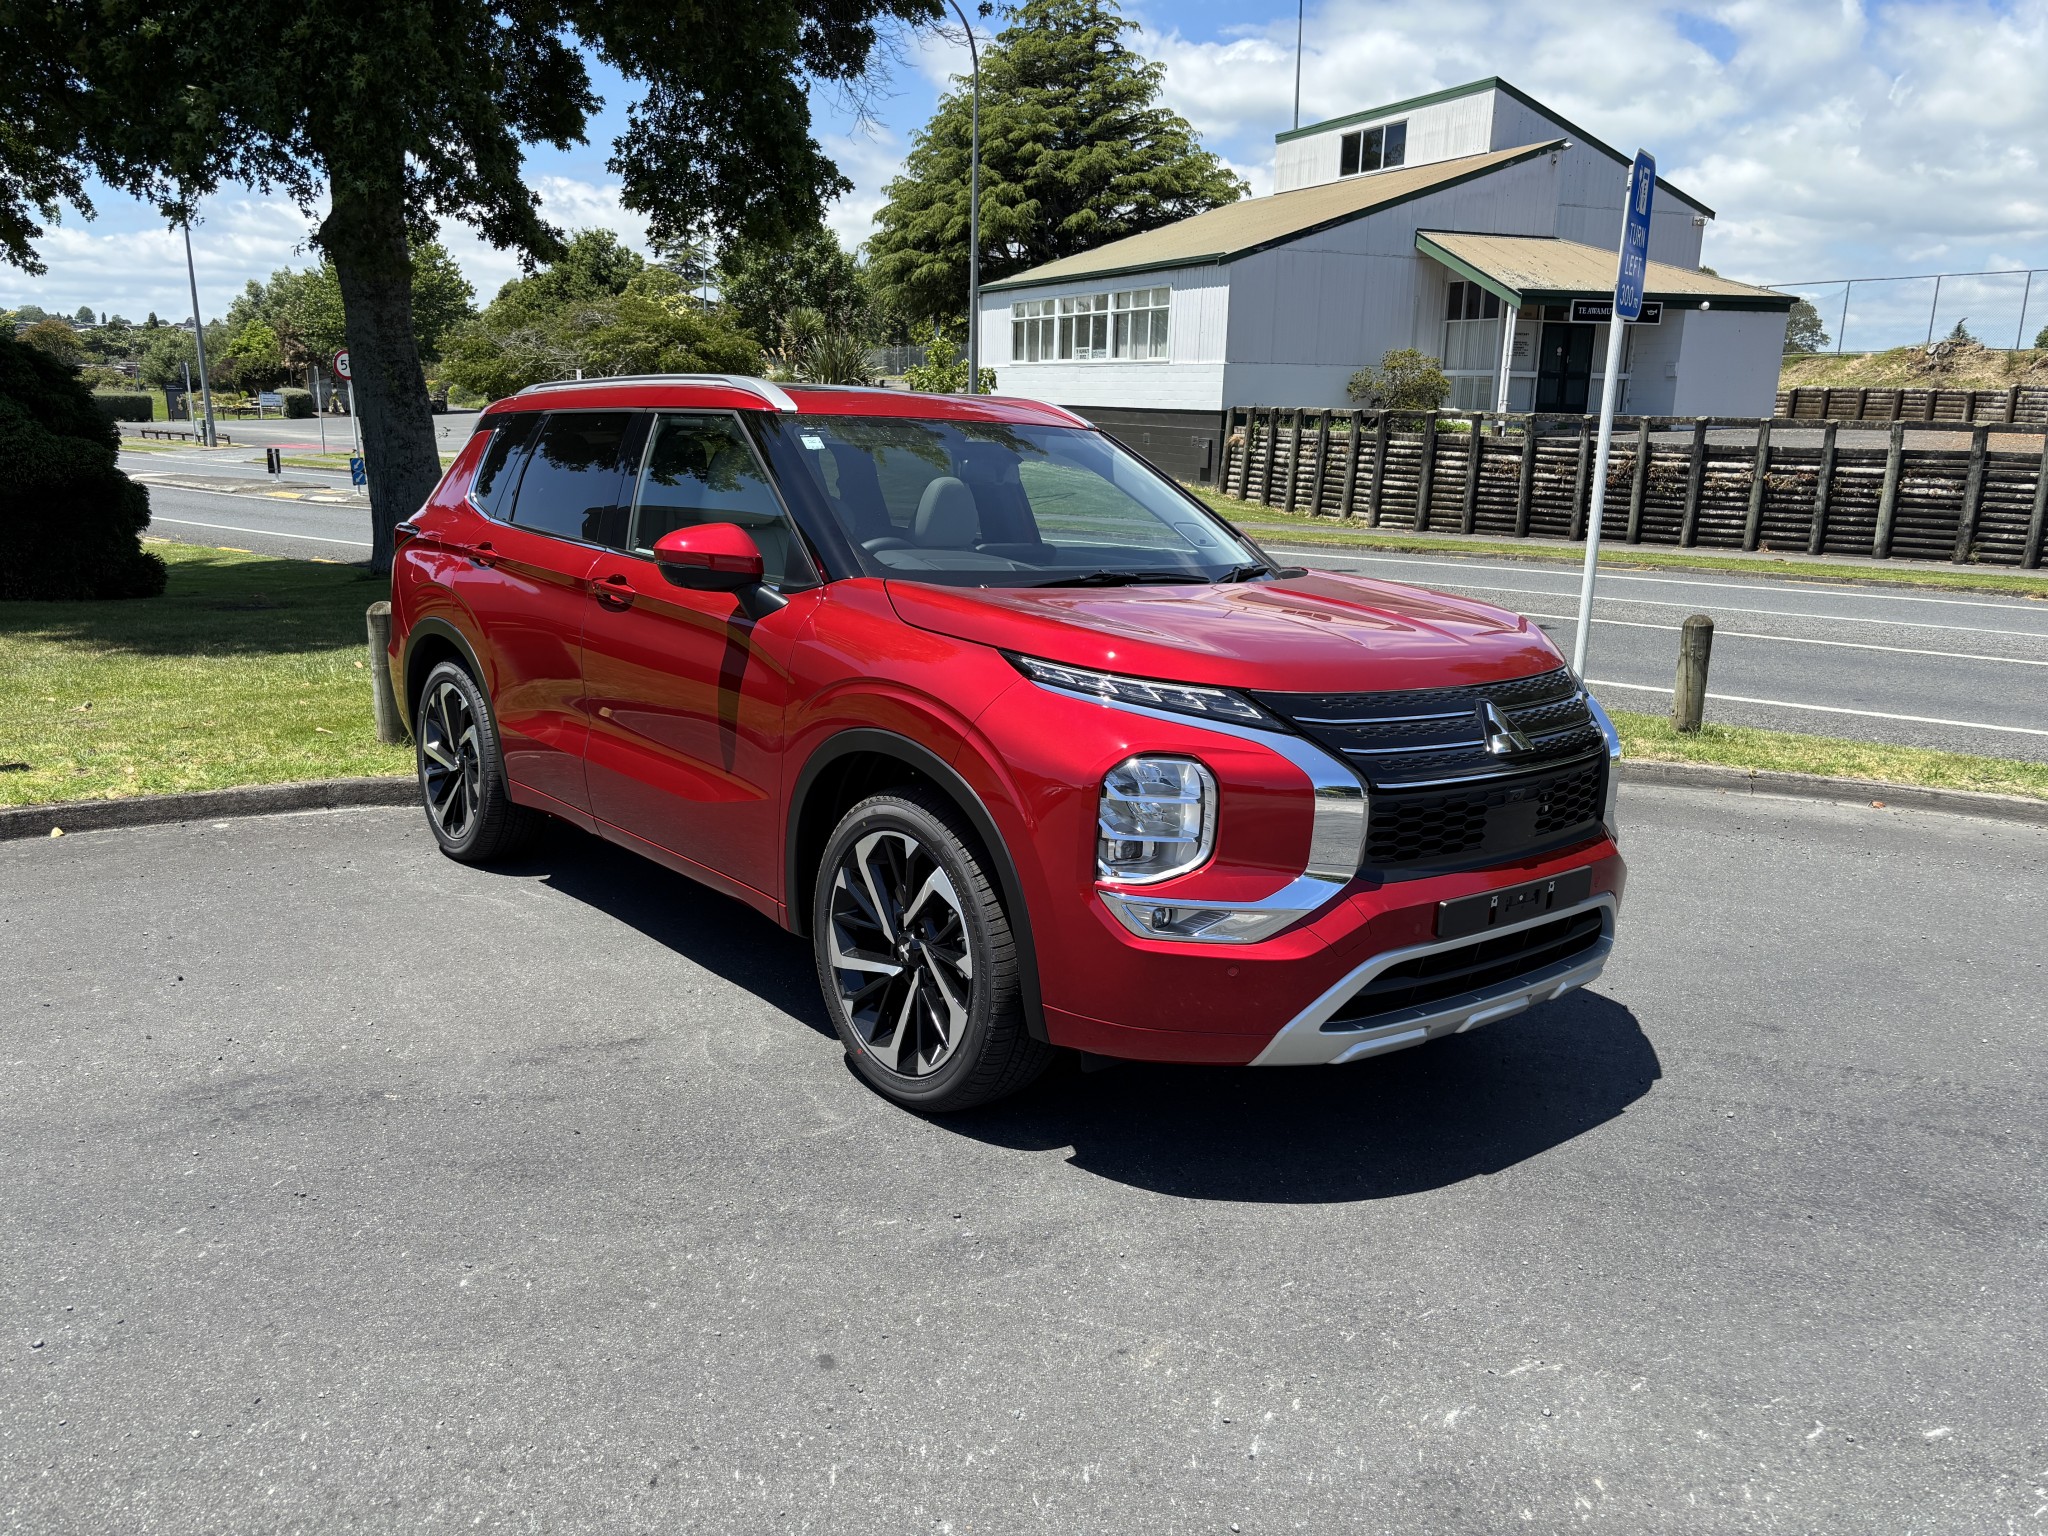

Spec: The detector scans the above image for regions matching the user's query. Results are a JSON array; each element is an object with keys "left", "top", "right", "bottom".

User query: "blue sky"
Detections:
[{"left": 7, "top": 0, "right": 2046, "bottom": 352}]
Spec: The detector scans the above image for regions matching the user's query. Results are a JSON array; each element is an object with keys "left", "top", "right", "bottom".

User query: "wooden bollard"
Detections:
[
  {"left": 1672, "top": 614, "right": 1714, "bottom": 733},
  {"left": 366, "top": 601, "right": 408, "bottom": 745}
]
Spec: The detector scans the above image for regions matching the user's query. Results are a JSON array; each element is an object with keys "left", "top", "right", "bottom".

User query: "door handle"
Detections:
[
  {"left": 464, "top": 539, "right": 498, "bottom": 569},
  {"left": 592, "top": 572, "right": 636, "bottom": 610}
]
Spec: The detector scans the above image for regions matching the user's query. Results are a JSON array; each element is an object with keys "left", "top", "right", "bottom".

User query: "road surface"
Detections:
[{"left": 2, "top": 787, "right": 2041, "bottom": 1531}]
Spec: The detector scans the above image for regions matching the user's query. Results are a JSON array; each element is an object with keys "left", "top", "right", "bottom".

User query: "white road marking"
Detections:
[
  {"left": 1290, "top": 550, "right": 2048, "bottom": 615},
  {"left": 1587, "top": 679, "right": 2048, "bottom": 737},
  {"left": 1517, "top": 610, "right": 2048, "bottom": 667},
  {"left": 1372, "top": 577, "right": 2047, "bottom": 639},
  {"left": 148, "top": 515, "right": 370, "bottom": 547}
]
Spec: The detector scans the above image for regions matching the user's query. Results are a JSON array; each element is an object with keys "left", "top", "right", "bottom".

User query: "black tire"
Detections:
[
  {"left": 812, "top": 787, "right": 1051, "bottom": 1112},
  {"left": 413, "top": 659, "right": 541, "bottom": 864}
]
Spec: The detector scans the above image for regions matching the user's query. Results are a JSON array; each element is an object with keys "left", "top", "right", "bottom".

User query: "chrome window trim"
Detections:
[
  {"left": 1029, "top": 681, "right": 1368, "bottom": 943},
  {"left": 1251, "top": 892, "right": 1617, "bottom": 1066}
]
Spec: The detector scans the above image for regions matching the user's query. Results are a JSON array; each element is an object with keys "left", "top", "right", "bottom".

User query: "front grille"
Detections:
[
  {"left": 1323, "top": 908, "right": 1606, "bottom": 1028},
  {"left": 1251, "top": 666, "right": 1602, "bottom": 789},
  {"left": 1252, "top": 667, "right": 1609, "bottom": 876}
]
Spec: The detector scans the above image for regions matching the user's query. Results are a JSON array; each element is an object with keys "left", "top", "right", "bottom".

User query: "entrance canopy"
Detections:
[{"left": 1414, "top": 232, "right": 1793, "bottom": 312}]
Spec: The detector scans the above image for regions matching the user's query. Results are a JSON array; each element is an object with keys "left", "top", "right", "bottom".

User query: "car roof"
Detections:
[{"left": 486, "top": 375, "right": 1091, "bottom": 429}]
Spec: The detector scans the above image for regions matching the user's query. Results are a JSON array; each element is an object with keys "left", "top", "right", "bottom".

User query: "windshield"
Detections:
[{"left": 771, "top": 416, "right": 1263, "bottom": 587}]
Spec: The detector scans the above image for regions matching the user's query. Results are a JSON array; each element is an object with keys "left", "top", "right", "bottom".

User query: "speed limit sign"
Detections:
[{"left": 332, "top": 349, "right": 351, "bottom": 380}]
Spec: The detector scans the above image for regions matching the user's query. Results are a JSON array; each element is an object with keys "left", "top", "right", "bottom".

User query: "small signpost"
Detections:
[
  {"left": 256, "top": 390, "right": 284, "bottom": 416},
  {"left": 349, "top": 456, "right": 367, "bottom": 488},
  {"left": 333, "top": 349, "right": 361, "bottom": 460},
  {"left": 1571, "top": 150, "right": 1656, "bottom": 679}
]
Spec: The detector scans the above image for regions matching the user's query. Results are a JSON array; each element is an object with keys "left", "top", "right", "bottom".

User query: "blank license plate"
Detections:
[{"left": 1436, "top": 868, "right": 1594, "bottom": 940}]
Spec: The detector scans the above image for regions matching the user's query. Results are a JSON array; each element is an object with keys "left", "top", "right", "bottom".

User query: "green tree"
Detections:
[
  {"left": 0, "top": 0, "right": 940, "bottom": 572},
  {"left": 138, "top": 328, "right": 197, "bottom": 390},
  {"left": 226, "top": 242, "right": 472, "bottom": 378},
  {"left": 2035, "top": 323, "right": 2048, "bottom": 350},
  {"left": 868, "top": 0, "right": 1246, "bottom": 328},
  {"left": 1347, "top": 348, "right": 1450, "bottom": 410},
  {"left": 718, "top": 226, "right": 868, "bottom": 343},
  {"left": 902, "top": 321, "right": 994, "bottom": 393},
  {"left": 438, "top": 248, "right": 761, "bottom": 400},
  {"left": 1784, "top": 298, "right": 1829, "bottom": 354},
  {"left": 222, "top": 319, "right": 289, "bottom": 390},
  {"left": 72, "top": 304, "right": 96, "bottom": 326},
  {"left": 1943, "top": 317, "right": 1979, "bottom": 346},
  {"left": 19, "top": 316, "right": 82, "bottom": 366}
]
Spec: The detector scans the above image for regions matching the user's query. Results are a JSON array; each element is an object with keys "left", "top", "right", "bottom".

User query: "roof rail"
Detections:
[{"left": 512, "top": 374, "right": 799, "bottom": 413}]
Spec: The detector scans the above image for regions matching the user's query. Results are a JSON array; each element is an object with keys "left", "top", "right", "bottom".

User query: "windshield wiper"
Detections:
[
  {"left": 1216, "top": 562, "right": 1274, "bottom": 582},
  {"left": 1030, "top": 569, "right": 1211, "bottom": 587}
]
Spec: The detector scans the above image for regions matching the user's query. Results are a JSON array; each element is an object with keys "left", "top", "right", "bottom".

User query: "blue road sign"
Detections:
[
  {"left": 1614, "top": 150, "right": 1656, "bottom": 321},
  {"left": 349, "top": 455, "right": 367, "bottom": 488}
]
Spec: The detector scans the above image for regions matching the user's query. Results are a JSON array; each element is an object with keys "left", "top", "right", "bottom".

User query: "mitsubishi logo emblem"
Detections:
[{"left": 1477, "top": 699, "right": 1534, "bottom": 756}]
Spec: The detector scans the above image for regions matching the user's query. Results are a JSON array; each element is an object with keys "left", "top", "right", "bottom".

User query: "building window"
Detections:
[
  {"left": 1012, "top": 287, "right": 1171, "bottom": 362},
  {"left": 1442, "top": 279, "right": 1503, "bottom": 410},
  {"left": 1012, "top": 299, "right": 1056, "bottom": 363},
  {"left": 1339, "top": 120, "right": 1408, "bottom": 177}
]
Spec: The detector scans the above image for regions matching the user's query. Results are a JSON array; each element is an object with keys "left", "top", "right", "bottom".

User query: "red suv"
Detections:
[{"left": 388, "top": 376, "right": 1625, "bottom": 1110}]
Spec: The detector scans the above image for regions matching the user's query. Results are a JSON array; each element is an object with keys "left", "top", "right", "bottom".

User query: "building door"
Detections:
[{"left": 1536, "top": 323, "right": 1595, "bottom": 413}]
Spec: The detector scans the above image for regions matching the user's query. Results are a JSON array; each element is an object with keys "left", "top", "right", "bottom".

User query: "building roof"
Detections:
[
  {"left": 1414, "top": 231, "right": 1792, "bottom": 311},
  {"left": 983, "top": 142, "right": 1561, "bottom": 294},
  {"left": 1276, "top": 77, "right": 1711, "bottom": 217}
]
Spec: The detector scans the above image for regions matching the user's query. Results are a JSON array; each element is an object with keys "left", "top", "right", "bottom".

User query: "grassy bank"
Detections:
[
  {"left": 1612, "top": 711, "right": 2047, "bottom": 801},
  {"left": 1188, "top": 487, "right": 2048, "bottom": 599},
  {"left": 1780, "top": 342, "right": 2047, "bottom": 393},
  {"left": 0, "top": 542, "right": 409, "bottom": 807}
]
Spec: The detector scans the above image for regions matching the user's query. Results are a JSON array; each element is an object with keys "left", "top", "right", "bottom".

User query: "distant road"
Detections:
[{"left": 1277, "top": 546, "right": 2048, "bottom": 762}]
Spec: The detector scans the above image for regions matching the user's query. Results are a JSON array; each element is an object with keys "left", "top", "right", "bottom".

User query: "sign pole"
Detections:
[{"left": 1572, "top": 150, "right": 1656, "bottom": 680}]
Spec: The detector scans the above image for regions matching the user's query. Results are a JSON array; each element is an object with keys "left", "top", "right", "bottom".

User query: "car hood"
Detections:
[{"left": 883, "top": 571, "right": 1562, "bottom": 694}]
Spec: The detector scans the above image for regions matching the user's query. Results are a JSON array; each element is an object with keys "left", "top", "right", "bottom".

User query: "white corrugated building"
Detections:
[{"left": 976, "top": 77, "right": 1792, "bottom": 481}]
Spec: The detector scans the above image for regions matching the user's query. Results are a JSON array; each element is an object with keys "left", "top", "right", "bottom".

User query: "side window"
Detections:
[
  {"left": 469, "top": 414, "right": 538, "bottom": 518},
  {"left": 506, "top": 411, "right": 632, "bottom": 544},
  {"left": 631, "top": 414, "right": 813, "bottom": 588}
]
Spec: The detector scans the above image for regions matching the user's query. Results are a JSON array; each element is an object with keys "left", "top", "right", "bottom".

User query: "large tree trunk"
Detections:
[{"left": 318, "top": 179, "right": 442, "bottom": 576}]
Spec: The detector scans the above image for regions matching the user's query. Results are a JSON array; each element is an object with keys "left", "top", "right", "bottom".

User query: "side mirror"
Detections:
[{"left": 652, "top": 523, "right": 765, "bottom": 592}]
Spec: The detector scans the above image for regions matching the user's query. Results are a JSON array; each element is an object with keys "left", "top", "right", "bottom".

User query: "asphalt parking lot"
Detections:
[{"left": 4, "top": 784, "right": 2043, "bottom": 1532}]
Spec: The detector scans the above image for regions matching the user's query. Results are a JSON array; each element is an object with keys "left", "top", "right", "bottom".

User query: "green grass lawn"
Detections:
[
  {"left": 0, "top": 542, "right": 410, "bottom": 807},
  {"left": 1188, "top": 486, "right": 2048, "bottom": 599},
  {"left": 1612, "top": 711, "right": 2048, "bottom": 800}
]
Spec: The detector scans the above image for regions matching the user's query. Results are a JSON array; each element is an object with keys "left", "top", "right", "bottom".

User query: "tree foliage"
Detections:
[
  {"left": 1348, "top": 349, "right": 1450, "bottom": 410},
  {"left": 225, "top": 243, "right": 473, "bottom": 373},
  {"left": 438, "top": 232, "right": 762, "bottom": 400},
  {"left": 902, "top": 322, "right": 995, "bottom": 394},
  {"left": 1784, "top": 298, "right": 1829, "bottom": 354},
  {"left": 718, "top": 226, "right": 869, "bottom": 345},
  {"left": 867, "top": 0, "right": 1246, "bottom": 327},
  {"left": 0, "top": 334, "right": 164, "bottom": 600},
  {"left": 0, "top": 0, "right": 941, "bottom": 569},
  {"left": 18, "top": 317, "right": 82, "bottom": 366}
]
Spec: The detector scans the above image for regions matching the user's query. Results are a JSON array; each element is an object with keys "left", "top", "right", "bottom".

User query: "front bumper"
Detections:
[{"left": 1248, "top": 893, "right": 1615, "bottom": 1065}]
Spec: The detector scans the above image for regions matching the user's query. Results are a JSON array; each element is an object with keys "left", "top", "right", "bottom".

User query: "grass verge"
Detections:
[
  {"left": 279, "top": 451, "right": 458, "bottom": 472},
  {"left": 1613, "top": 710, "right": 2048, "bottom": 800},
  {"left": 1187, "top": 486, "right": 2048, "bottom": 598},
  {"left": 0, "top": 541, "right": 409, "bottom": 807}
]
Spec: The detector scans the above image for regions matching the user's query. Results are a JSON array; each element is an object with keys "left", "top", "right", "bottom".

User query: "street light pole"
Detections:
[
  {"left": 180, "top": 215, "right": 218, "bottom": 448},
  {"left": 946, "top": 0, "right": 981, "bottom": 395},
  {"left": 1293, "top": 0, "right": 1304, "bottom": 130}
]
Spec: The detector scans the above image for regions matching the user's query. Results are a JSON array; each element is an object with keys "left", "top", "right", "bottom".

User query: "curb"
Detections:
[
  {"left": 1619, "top": 758, "right": 2048, "bottom": 827},
  {"left": 0, "top": 777, "right": 415, "bottom": 842}
]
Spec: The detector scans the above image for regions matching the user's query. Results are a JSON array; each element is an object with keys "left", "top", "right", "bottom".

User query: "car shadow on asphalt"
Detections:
[{"left": 498, "top": 823, "right": 1661, "bottom": 1203}]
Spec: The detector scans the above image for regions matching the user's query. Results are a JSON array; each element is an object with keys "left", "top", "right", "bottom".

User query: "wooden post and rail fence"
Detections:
[{"left": 1216, "top": 404, "right": 2048, "bottom": 569}]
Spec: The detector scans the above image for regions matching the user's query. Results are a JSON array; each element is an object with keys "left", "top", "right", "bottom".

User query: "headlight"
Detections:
[
  {"left": 1098, "top": 756, "right": 1215, "bottom": 883},
  {"left": 1009, "top": 653, "right": 1267, "bottom": 726},
  {"left": 1587, "top": 694, "right": 1622, "bottom": 841}
]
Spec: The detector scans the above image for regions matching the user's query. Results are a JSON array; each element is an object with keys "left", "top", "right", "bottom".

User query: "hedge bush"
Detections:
[
  {"left": 0, "top": 336, "right": 166, "bottom": 600},
  {"left": 92, "top": 391, "right": 155, "bottom": 423},
  {"left": 280, "top": 387, "right": 314, "bottom": 418}
]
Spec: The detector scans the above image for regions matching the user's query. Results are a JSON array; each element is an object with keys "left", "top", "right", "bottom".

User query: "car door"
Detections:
[
  {"left": 455, "top": 409, "right": 632, "bottom": 818},
  {"left": 579, "top": 410, "right": 819, "bottom": 904}
]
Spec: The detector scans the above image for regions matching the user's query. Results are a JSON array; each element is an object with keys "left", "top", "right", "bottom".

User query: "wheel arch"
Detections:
[
  {"left": 400, "top": 617, "right": 488, "bottom": 735},
  {"left": 788, "top": 729, "right": 1048, "bottom": 1044}
]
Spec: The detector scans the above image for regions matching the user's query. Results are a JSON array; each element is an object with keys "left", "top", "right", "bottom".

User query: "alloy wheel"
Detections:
[
  {"left": 418, "top": 678, "right": 484, "bottom": 841},
  {"left": 826, "top": 829, "right": 975, "bottom": 1077}
]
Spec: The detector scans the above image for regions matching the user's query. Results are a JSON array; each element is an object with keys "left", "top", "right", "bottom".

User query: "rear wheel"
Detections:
[
  {"left": 813, "top": 788, "right": 1050, "bottom": 1112},
  {"left": 414, "top": 659, "right": 540, "bottom": 864}
]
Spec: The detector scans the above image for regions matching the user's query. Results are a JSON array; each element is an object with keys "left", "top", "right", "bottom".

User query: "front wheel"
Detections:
[{"left": 813, "top": 788, "right": 1050, "bottom": 1112}]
